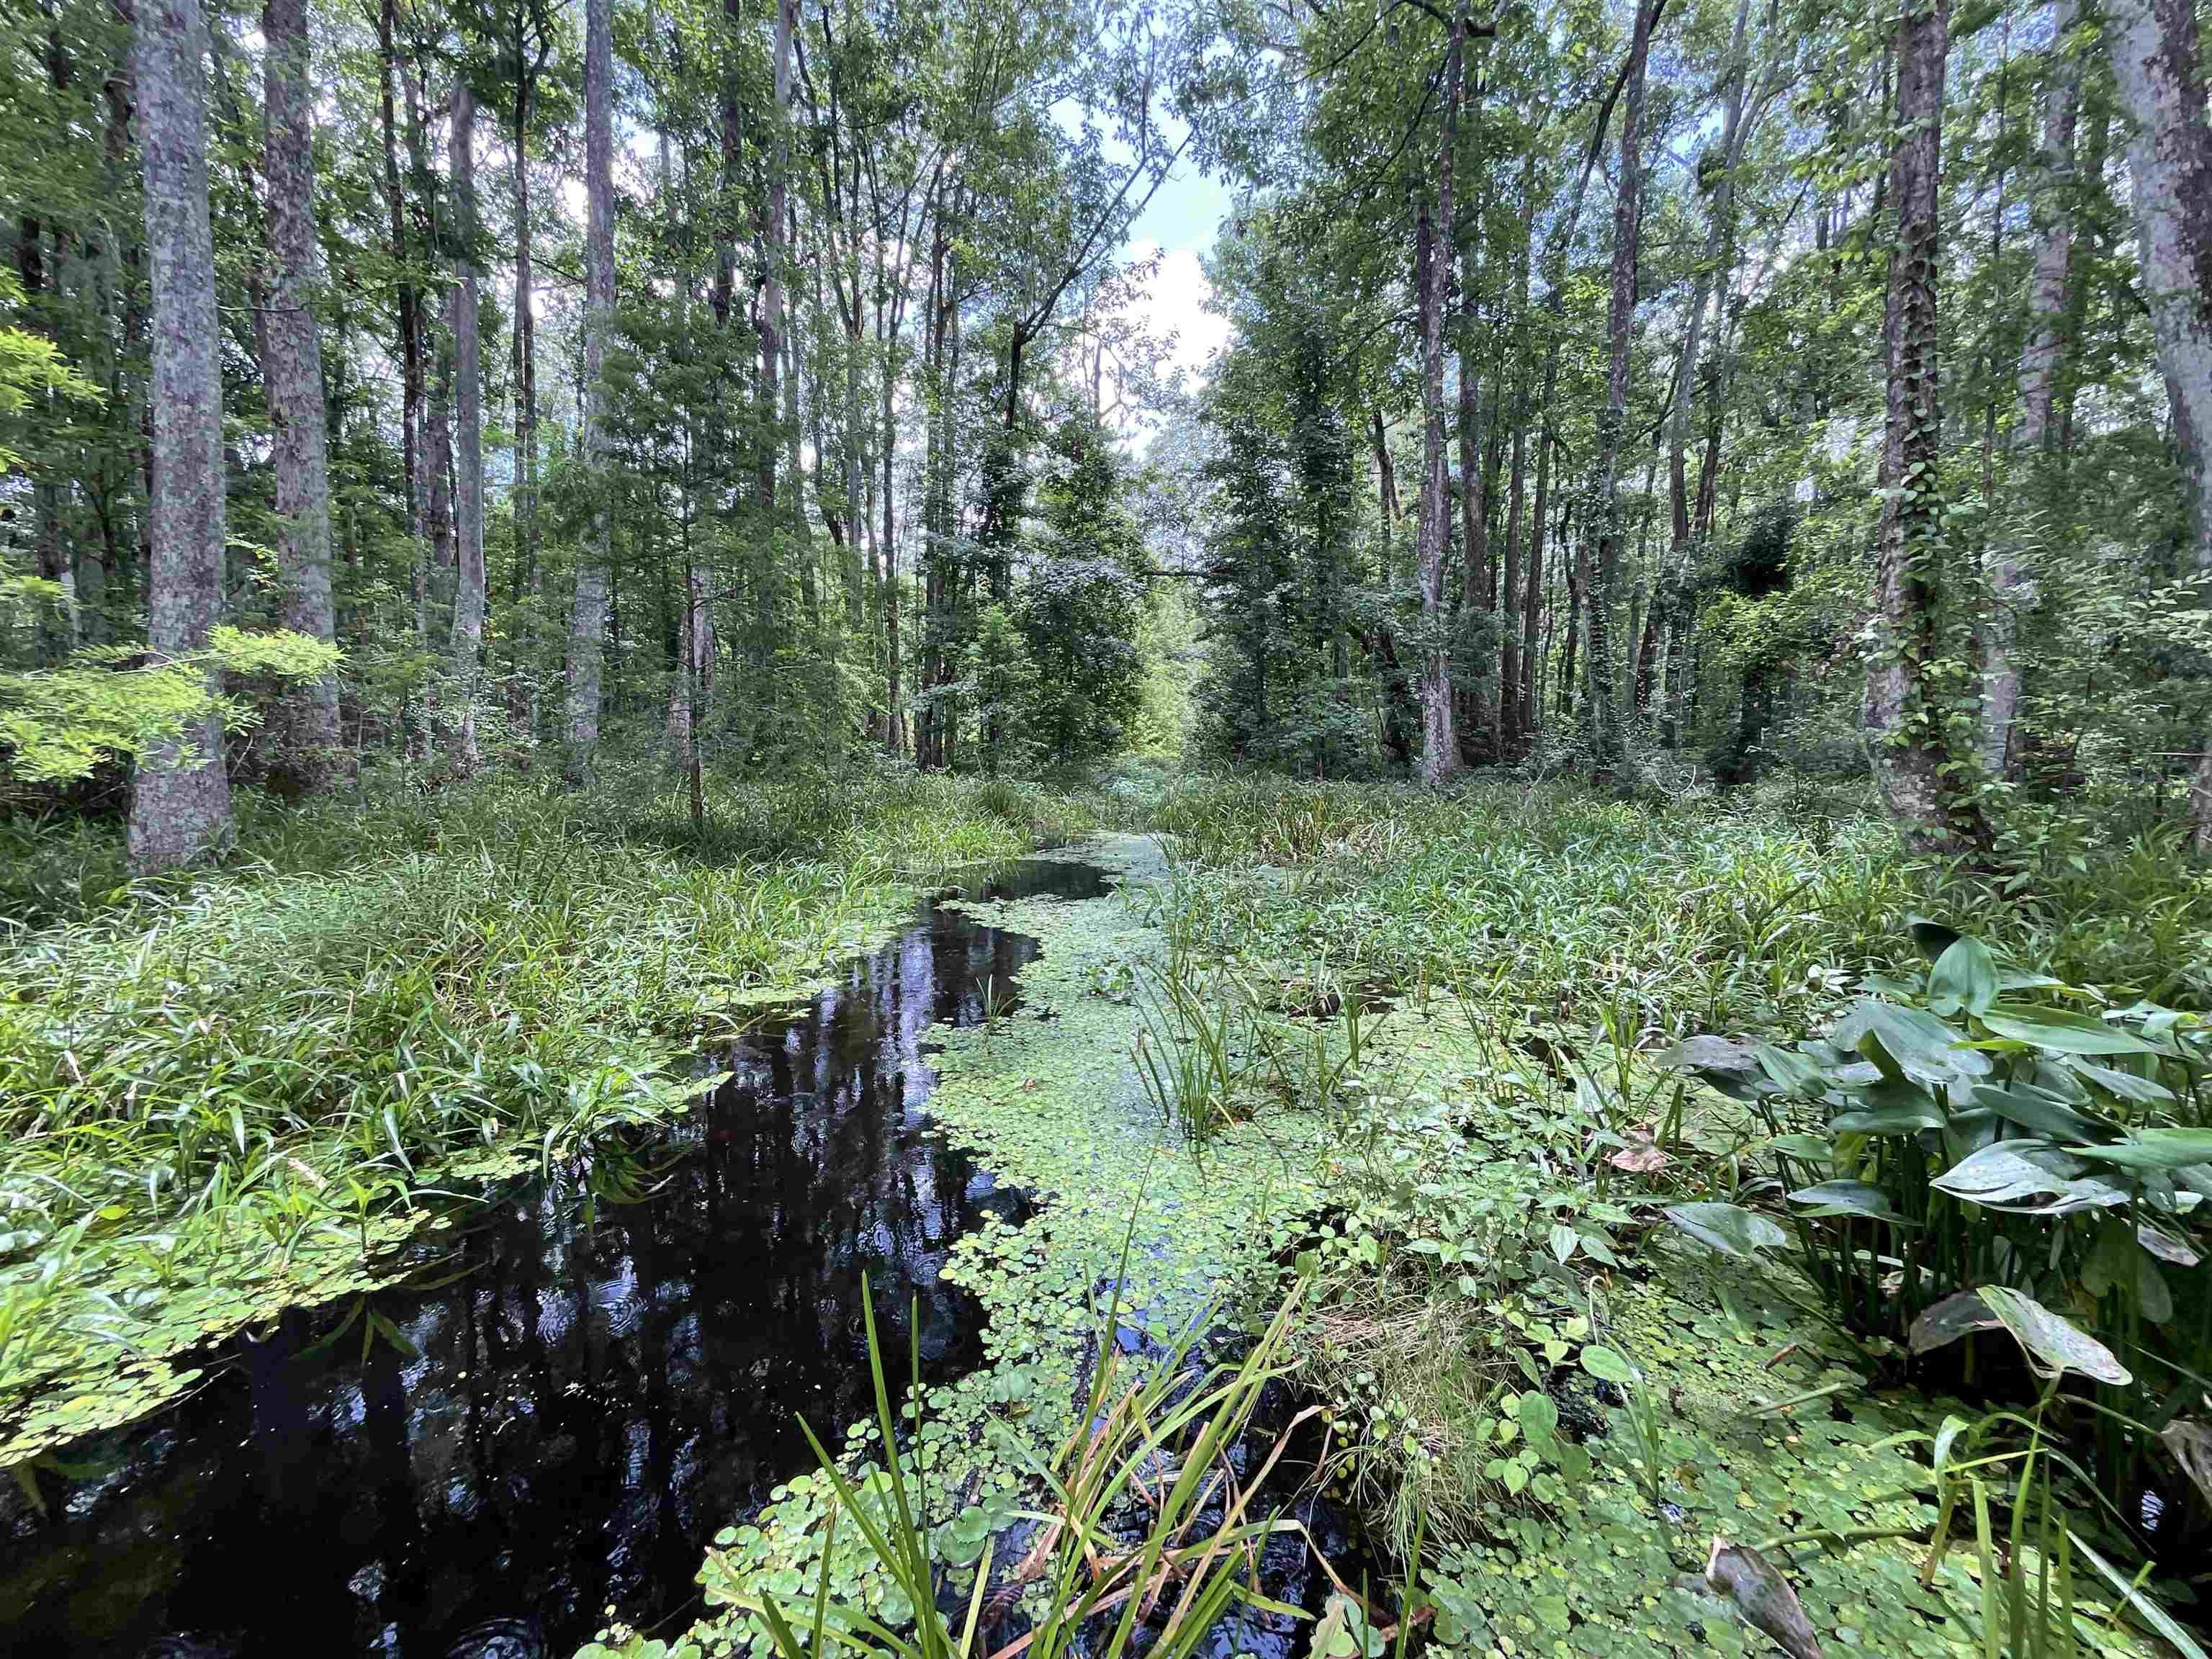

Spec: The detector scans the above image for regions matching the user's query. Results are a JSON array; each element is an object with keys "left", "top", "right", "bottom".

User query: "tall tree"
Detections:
[
  {"left": 1865, "top": 0, "right": 1984, "bottom": 851},
  {"left": 447, "top": 81, "right": 487, "bottom": 771},
  {"left": 261, "top": 0, "right": 340, "bottom": 789},
  {"left": 1982, "top": 0, "right": 2079, "bottom": 777},
  {"left": 565, "top": 0, "right": 615, "bottom": 779},
  {"left": 2102, "top": 0, "right": 2212, "bottom": 842},
  {"left": 1640, "top": 0, "right": 1774, "bottom": 728},
  {"left": 1583, "top": 0, "right": 1658, "bottom": 770},
  {"left": 128, "top": 0, "right": 233, "bottom": 871},
  {"left": 1412, "top": 0, "right": 1470, "bottom": 786}
]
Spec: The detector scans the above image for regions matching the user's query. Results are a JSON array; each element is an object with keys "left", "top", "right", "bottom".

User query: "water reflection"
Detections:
[{"left": 0, "top": 860, "right": 1109, "bottom": 1659}]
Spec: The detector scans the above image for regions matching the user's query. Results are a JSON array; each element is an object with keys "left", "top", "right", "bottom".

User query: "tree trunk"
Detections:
[
  {"left": 1867, "top": 0, "right": 1986, "bottom": 852},
  {"left": 426, "top": 325, "right": 454, "bottom": 627},
  {"left": 375, "top": 0, "right": 422, "bottom": 570},
  {"left": 446, "top": 82, "right": 487, "bottom": 773},
  {"left": 565, "top": 0, "right": 616, "bottom": 781},
  {"left": 1983, "top": 0, "right": 2079, "bottom": 778},
  {"left": 2102, "top": 0, "right": 2212, "bottom": 841},
  {"left": 512, "top": 62, "right": 540, "bottom": 732},
  {"left": 757, "top": 0, "right": 793, "bottom": 524},
  {"left": 1455, "top": 31, "right": 1491, "bottom": 764},
  {"left": 1413, "top": 0, "right": 1468, "bottom": 786},
  {"left": 1586, "top": 0, "right": 1658, "bottom": 770},
  {"left": 1457, "top": 279, "right": 1489, "bottom": 765},
  {"left": 1651, "top": 0, "right": 1761, "bottom": 736},
  {"left": 261, "top": 0, "right": 340, "bottom": 790},
  {"left": 129, "top": 0, "right": 234, "bottom": 873},
  {"left": 1369, "top": 406, "right": 1417, "bottom": 769}
]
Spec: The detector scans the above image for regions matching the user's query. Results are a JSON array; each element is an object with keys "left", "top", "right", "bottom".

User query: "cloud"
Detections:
[{"left": 1125, "top": 242, "right": 1231, "bottom": 381}]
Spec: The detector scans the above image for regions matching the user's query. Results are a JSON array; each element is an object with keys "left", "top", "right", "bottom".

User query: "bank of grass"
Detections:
[
  {"left": 1127, "top": 772, "right": 2212, "bottom": 1033},
  {"left": 0, "top": 760, "right": 1095, "bottom": 1466},
  {"left": 1125, "top": 774, "right": 2212, "bottom": 1655}
]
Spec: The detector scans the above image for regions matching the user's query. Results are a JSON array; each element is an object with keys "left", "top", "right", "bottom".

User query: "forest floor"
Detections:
[{"left": 6, "top": 768, "right": 2206, "bottom": 1658}]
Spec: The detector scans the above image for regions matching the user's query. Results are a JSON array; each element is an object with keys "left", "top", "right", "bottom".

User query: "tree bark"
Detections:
[
  {"left": 1983, "top": 0, "right": 2079, "bottom": 778},
  {"left": 511, "top": 49, "right": 541, "bottom": 731},
  {"left": 1650, "top": 0, "right": 1762, "bottom": 734},
  {"left": 1586, "top": 0, "right": 1658, "bottom": 770},
  {"left": 446, "top": 81, "right": 487, "bottom": 773},
  {"left": 375, "top": 0, "right": 422, "bottom": 567},
  {"left": 1867, "top": 0, "right": 1986, "bottom": 852},
  {"left": 129, "top": 0, "right": 233, "bottom": 872},
  {"left": 2102, "top": 0, "right": 2212, "bottom": 840},
  {"left": 1496, "top": 167, "right": 1532, "bottom": 757},
  {"left": 261, "top": 0, "right": 340, "bottom": 790},
  {"left": 1413, "top": 1, "right": 1468, "bottom": 786},
  {"left": 565, "top": 0, "right": 616, "bottom": 781}
]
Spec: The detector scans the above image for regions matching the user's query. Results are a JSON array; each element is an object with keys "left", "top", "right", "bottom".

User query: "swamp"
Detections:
[{"left": 8, "top": 0, "right": 2212, "bottom": 1647}]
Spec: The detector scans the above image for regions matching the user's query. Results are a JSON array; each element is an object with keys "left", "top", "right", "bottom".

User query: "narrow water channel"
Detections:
[{"left": 0, "top": 858, "right": 1112, "bottom": 1659}]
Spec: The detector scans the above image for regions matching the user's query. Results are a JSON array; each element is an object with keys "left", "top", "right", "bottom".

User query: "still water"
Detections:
[{"left": 0, "top": 860, "right": 1111, "bottom": 1659}]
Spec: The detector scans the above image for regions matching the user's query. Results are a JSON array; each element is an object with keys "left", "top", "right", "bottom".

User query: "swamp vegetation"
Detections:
[{"left": 10, "top": 0, "right": 2212, "bottom": 1640}]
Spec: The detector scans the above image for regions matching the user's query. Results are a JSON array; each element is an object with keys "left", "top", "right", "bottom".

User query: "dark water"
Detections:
[{"left": 0, "top": 858, "right": 1112, "bottom": 1659}]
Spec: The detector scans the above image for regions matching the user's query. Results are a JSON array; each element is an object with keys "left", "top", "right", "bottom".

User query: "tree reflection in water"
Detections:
[{"left": 0, "top": 859, "right": 1110, "bottom": 1659}]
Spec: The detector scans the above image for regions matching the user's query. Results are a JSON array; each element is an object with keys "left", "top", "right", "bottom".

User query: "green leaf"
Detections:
[
  {"left": 1786, "top": 1179, "right": 1917, "bottom": 1223},
  {"left": 1835, "top": 998, "right": 1988, "bottom": 1084},
  {"left": 1907, "top": 914, "right": 1961, "bottom": 962},
  {"left": 1547, "top": 1223, "right": 1579, "bottom": 1264},
  {"left": 1978, "top": 1285, "right": 2131, "bottom": 1385},
  {"left": 1931, "top": 1143, "right": 2113, "bottom": 1213},
  {"left": 1909, "top": 1290, "right": 2003, "bottom": 1354},
  {"left": 1830, "top": 1099, "right": 1946, "bottom": 1136},
  {"left": 1664, "top": 1202, "right": 1789, "bottom": 1259},
  {"left": 2072, "top": 1058, "right": 2175, "bottom": 1106},
  {"left": 1928, "top": 936, "right": 2000, "bottom": 1017},
  {"left": 1978, "top": 1003, "right": 2156, "bottom": 1056},
  {"left": 2075, "top": 1128, "right": 2212, "bottom": 1171},
  {"left": 1967, "top": 1082, "right": 2099, "bottom": 1141},
  {"left": 1517, "top": 1390, "right": 1560, "bottom": 1454},
  {"left": 1579, "top": 1344, "right": 1638, "bottom": 1385}
]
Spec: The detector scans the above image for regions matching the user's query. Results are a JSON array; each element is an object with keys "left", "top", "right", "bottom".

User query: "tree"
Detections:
[
  {"left": 1980, "top": 0, "right": 2079, "bottom": 779},
  {"left": 1018, "top": 414, "right": 1145, "bottom": 767},
  {"left": 1583, "top": 0, "right": 1658, "bottom": 771},
  {"left": 565, "top": 0, "right": 614, "bottom": 781},
  {"left": 1411, "top": 0, "right": 1469, "bottom": 786},
  {"left": 446, "top": 80, "right": 486, "bottom": 772},
  {"left": 261, "top": 0, "right": 340, "bottom": 791},
  {"left": 127, "top": 0, "right": 233, "bottom": 872},
  {"left": 1864, "top": 0, "right": 1986, "bottom": 853},
  {"left": 2102, "top": 0, "right": 2212, "bottom": 842}
]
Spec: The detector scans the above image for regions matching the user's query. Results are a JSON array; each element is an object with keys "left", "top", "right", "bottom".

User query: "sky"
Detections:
[{"left": 1118, "top": 151, "right": 1236, "bottom": 387}]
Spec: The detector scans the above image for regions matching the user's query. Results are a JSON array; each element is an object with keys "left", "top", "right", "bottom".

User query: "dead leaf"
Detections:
[{"left": 1608, "top": 1126, "right": 1671, "bottom": 1174}]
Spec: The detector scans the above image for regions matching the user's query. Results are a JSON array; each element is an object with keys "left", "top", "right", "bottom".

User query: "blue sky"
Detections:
[{"left": 1118, "top": 141, "right": 1235, "bottom": 387}]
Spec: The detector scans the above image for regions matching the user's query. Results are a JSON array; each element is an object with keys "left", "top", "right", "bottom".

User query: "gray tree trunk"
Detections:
[
  {"left": 446, "top": 81, "right": 486, "bottom": 773},
  {"left": 129, "top": 0, "right": 234, "bottom": 873},
  {"left": 1586, "top": 0, "right": 1658, "bottom": 770},
  {"left": 2103, "top": 0, "right": 2212, "bottom": 842},
  {"left": 1982, "top": 0, "right": 2079, "bottom": 778},
  {"left": 1867, "top": 0, "right": 1984, "bottom": 853},
  {"left": 261, "top": 0, "right": 340, "bottom": 790},
  {"left": 1413, "top": 0, "right": 1467, "bottom": 786},
  {"left": 564, "top": 0, "right": 615, "bottom": 782}
]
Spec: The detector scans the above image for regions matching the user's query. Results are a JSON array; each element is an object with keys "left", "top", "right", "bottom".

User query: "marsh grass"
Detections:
[
  {"left": 1136, "top": 776, "right": 2212, "bottom": 1033},
  {"left": 0, "top": 763, "right": 1092, "bottom": 1424},
  {"left": 1125, "top": 775, "right": 2212, "bottom": 1653},
  {"left": 705, "top": 1272, "right": 1363, "bottom": 1659}
]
